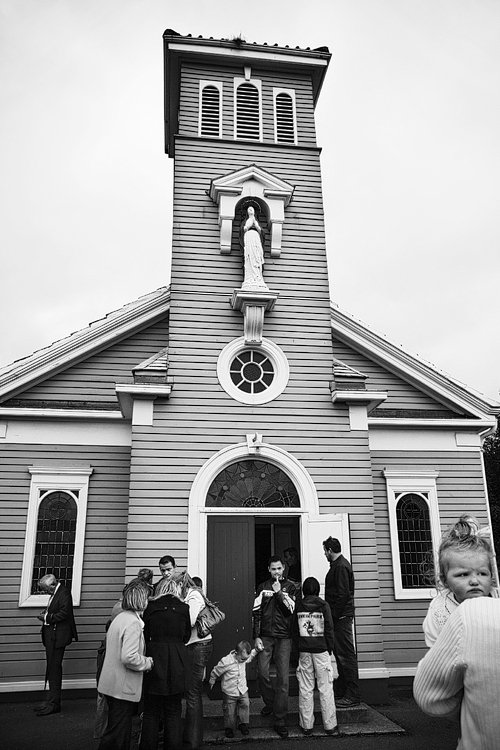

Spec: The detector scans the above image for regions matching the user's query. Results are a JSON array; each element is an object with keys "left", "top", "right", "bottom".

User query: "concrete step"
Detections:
[{"left": 199, "top": 695, "right": 403, "bottom": 744}]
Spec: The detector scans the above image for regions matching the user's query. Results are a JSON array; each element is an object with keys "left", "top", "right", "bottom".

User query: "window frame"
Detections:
[
  {"left": 217, "top": 337, "right": 289, "bottom": 405},
  {"left": 273, "top": 87, "right": 298, "bottom": 145},
  {"left": 19, "top": 466, "right": 93, "bottom": 607},
  {"left": 383, "top": 469, "right": 441, "bottom": 600},
  {"left": 233, "top": 77, "right": 262, "bottom": 142},
  {"left": 199, "top": 80, "right": 223, "bottom": 138}
]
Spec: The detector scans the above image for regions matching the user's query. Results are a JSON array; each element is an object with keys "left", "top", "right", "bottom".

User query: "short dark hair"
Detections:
[
  {"left": 284, "top": 547, "right": 298, "bottom": 558},
  {"left": 158, "top": 555, "right": 176, "bottom": 567},
  {"left": 192, "top": 576, "right": 203, "bottom": 588},
  {"left": 268, "top": 555, "right": 284, "bottom": 567},
  {"left": 302, "top": 576, "right": 320, "bottom": 597},
  {"left": 323, "top": 537, "right": 341, "bottom": 554}
]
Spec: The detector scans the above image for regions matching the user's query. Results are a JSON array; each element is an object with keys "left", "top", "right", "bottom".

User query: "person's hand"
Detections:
[
  {"left": 255, "top": 637, "right": 264, "bottom": 652},
  {"left": 36, "top": 612, "right": 45, "bottom": 622},
  {"left": 209, "top": 680, "right": 215, "bottom": 689},
  {"left": 272, "top": 578, "right": 281, "bottom": 593}
]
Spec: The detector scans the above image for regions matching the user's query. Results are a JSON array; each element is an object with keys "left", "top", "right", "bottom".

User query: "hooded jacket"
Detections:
[{"left": 293, "top": 594, "right": 335, "bottom": 654}]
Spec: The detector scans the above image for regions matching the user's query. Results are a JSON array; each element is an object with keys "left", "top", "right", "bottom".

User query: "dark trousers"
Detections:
[
  {"left": 44, "top": 641, "right": 65, "bottom": 708},
  {"left": 140, "top": 692, "right": 183, "bottom": 750},
  {"left": 333, "top": 616, "right": 360, "bottom": 702},
  {"left": 257, "top": 636, "right": 291, "bottom": 724},
  {"left": 98, "top": 695, "right": 134, "bottom": 750},
  {"left": 183, "top": 640, "right": 213, "bottom": 750}
]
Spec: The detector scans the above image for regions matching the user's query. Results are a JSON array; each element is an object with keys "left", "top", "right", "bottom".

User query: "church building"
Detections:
[{"left": 1, "top": 30, "right": 498, "bottom": 701}]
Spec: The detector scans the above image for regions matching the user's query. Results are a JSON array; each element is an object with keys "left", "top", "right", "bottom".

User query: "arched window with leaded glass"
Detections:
[
  {"left": 206, "top": 459, "right": 300, "bottom": 508},
  {"left": 31, "top": 490, "right": 78, "bottom": 593},
  {"left": 395, "top": 492, "right": 433, "bottom": 589}
]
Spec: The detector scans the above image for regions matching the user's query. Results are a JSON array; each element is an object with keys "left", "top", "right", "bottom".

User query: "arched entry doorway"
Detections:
[{"left": 187, "top": 441, "right": 349, "bottom": 670}]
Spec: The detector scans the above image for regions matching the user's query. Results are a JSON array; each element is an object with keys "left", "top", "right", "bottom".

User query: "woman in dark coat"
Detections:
[{"left": 139, "top": 576, "right": 191, "bottom": 750}]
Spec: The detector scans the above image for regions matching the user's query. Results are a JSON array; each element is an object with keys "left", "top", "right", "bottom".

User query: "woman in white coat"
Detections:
[{"left": 98, "top": 580, "right": 153, "bottom": 750}]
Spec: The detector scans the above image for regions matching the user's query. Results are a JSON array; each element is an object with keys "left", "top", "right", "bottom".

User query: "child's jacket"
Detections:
[
  {"left": 293, "top": 594, "right": 335, "bottom": 653},
  {"left": 209, "top": 648, "right": 258, "bottom": 697}
]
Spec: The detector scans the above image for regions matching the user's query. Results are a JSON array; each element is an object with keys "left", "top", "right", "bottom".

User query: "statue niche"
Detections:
[{"left": 239, "top": 203, "right": 269, "bottom": 291}]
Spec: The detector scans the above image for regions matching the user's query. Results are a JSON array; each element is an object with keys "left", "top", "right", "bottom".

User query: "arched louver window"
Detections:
[
  {"left": 275, "top": 92, "right": 295, "bottom": 143},
  {"left": 396, "top": 493, "right": 433, "bottom": 588},
  {"left": 236, "top": 83, "right": 260, "bottom": 140},
  {"left": 200, "top": 84, "right": 221, "bottom": 137}
]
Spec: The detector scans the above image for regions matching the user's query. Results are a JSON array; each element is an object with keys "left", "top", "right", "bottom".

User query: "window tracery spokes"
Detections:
[{"left": 206, "top": 460, "right": 300, "bottom": 508}]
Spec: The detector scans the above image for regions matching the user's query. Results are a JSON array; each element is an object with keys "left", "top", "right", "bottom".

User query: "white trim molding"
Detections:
[
  {"left": 383, "top": 469, "right": 441, "bottom": 600},
  {"left": 199, "top": 79, "right": 222, "bottom": 138},
  {"left": 209, "top": 164, "right": 294, "bottom": 257},
  {"left": 19, "top": 466, "right": 93, "bottom": 607},
  {"left": 217, "top": 337, "right": 289, "bottom": 405},
  {"left": 0, "top": 287, "right": 170, "bottom": 402},
  {"left": 273, "top": 87, "right": 298, "bottom": 145},
  {"left": 0, "top": 678, "right": 96, "bottom": 693},
  {"left": 187, "top": 440, "right": 320, "bottom": 583}
]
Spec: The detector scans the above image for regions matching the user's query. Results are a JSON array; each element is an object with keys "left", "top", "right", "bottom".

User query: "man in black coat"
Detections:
[
  {"left": 323, "top": 537, "right": 361, "bottom": 707},
  {"left": 35, "top": 574, "right": 78, "bottom": 716}
]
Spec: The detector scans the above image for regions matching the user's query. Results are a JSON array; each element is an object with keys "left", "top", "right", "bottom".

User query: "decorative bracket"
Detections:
[
  {"left": 209, "top": 164, "right": 294, "bottom": 257},
  {"left": 231, "top": 289, "right": 278, "bottom": 344},
  {"left": 246, "top": 432, "right": 263, "bottom": 453}
]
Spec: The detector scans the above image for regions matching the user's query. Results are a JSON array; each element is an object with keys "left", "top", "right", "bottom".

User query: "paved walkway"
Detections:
[{"left": 0, "top": 684, "right": 460, "bottom": 750}]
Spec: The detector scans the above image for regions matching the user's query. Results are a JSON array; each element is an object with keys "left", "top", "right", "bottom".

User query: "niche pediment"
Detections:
[{"left": 209, "top": 164, "right": 294, "bottom": 257}]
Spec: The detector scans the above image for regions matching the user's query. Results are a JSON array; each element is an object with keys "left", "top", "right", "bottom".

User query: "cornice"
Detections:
[
  {"left": 331, "top": 305, "right": 500, "bottom": 420},
  {"left": 0, "top": 288, "right": 170, "bottom": 402},
  {"left": 368, "top": 418, "right": 496, "bottom": 432},
  {"left": 0, "top": 408, "right": 123, "bottom": 420}
]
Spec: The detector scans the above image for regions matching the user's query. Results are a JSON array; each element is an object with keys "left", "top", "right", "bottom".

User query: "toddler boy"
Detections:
[{"left": 209, "top": 639, "right": 260, "bottom": 738}]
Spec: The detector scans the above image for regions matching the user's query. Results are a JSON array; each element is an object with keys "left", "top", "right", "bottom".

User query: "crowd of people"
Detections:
[{"left": 33, "top": 516, "right": 500, "bottom": 750}]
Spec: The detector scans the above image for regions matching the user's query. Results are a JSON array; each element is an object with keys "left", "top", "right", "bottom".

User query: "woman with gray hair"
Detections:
[
  {"left": 140, "top": 575, "right": 191, "bottom": 750},
  {"left": 98, "top": 580, "right": 153, "bottom": 750}
]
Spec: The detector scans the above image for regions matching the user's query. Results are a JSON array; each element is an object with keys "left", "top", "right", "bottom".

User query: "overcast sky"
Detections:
[{"left": 1, "top": 0, "right": 499, "bottom": 402}]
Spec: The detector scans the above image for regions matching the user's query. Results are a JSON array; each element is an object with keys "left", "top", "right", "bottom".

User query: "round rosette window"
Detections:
[{"left": 217, "top": 337, "right": 289, "bottom": 405}]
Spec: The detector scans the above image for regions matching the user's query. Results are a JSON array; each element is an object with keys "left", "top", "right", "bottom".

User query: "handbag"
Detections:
[{"left": 196, "top": 595, "right": 225, "bottom": 638}]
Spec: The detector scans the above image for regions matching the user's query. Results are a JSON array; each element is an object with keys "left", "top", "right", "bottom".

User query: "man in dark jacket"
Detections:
[
  {"left": 253, "top": 555, "right": 296, "bottom": 738},
  {"left": 35, "top": 574, "right": 78, "bottom": 716},
  {"left": 323, "top": 537, "right": 361, "bottom": 706}
]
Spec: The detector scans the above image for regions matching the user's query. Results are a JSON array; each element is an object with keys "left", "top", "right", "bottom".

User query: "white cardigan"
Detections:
[
  {"left": 414, "top": 598, "right": 500, "bottom": 750},
  {"left": 98, "top": 610, "right": 152, "bottom": 702}
]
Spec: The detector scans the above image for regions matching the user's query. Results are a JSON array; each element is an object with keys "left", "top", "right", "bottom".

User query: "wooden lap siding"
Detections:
[
  {"left": 9, "top": 317, "right": 169, "bottom": 405},
  {"left": 332, "top": 337, "right": 460, "bottom": 413},
  {"left": 0, "top": 443, "right": 131, "bottom": 686},
  {"left": 371, "top": 449, "right": 489, "bottom": 669},
  {"left": 123, "top": 130, "right": 387, "bottom": 674}
]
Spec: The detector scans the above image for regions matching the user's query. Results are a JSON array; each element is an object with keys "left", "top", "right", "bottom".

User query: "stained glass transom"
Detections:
[
  {"left": 31, "top": 490, "right": 78, "bottom": 593},
  {"left": 206, "top": 460, "right": 300, "bottom": 508},
  {"left": 396, "top": 492, "right": 432, "bottom": 589}
]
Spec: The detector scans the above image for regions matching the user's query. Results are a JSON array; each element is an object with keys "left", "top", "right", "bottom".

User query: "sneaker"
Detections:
[
  {"left": 238, "top": 723, "right": 250, "bottom": 735},
  {"left": 300, "top": 727, "right": 313, "bottom": 736},
  {"left": 260, "top": 705, "right": 273, "bottom": 715},
  {"left": 225, "top": 728, "right": 234, "bottom": 738},
  {"left": 273, "top": 724, "right": 289, "bottom": 738},
  {"left": 336, "top": 697, "right": 360, "bottom": 708}
]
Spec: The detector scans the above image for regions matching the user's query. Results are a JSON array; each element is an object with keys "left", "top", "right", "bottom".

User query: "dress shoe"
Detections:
[
  {"left": 36, "top": 704, "right": 60, "bottom": 716},
  {"left": 238, "top": 723, "right": 250, "bottom": 736},
  {"left": 336, "top": 697, "right": 360, "bottom": 708},
  {"left": 224, "top": 728, "right": 234, "bottom": 738},
  {"left": 273, "top": 724, "right": 288, "bottom": 738},
  {"left": 300, "top": 727, "right": 313, "bottom": 736},
  {"left": 33, "top": 701, "right": 49, "bottom": 711},
  {"left": 325, "top": 726, "right": 339, "bottom": 735},
  {"left": 260, "top": 705, "right": 273, "bottom": 716}
]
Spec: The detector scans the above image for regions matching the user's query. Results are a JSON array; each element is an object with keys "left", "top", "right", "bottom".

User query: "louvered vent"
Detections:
[
  {"left": 276, "top": 93, "right": 295, "bottom": 143},
  {"left": 236, "top": 83, "right": 260, "bottom": 140},
  {"left": 201, "top": 85, "right": 221, "bottom": 137}
]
